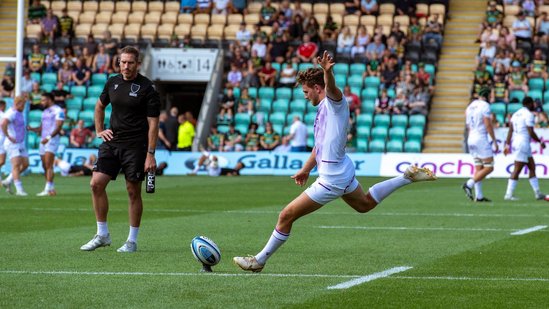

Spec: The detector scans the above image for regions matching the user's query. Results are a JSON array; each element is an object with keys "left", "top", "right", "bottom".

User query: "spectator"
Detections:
[
  {"left": 292, "top": 0, "right": 307, "bottom": 19},
  {"left": 408, "top": 16, "right": 423, "bottom": 42},
  {"left": 346, "top": 116, "right": 357, "bottom": 152},
  {"left": 195, "top": 0, "right": 212, "bottom": 14},
  {"left": 363, "top": 51, "right": 381, "bottom": 76},
  {"left": 396, "top": 0, "right": 414, "bottom": 16},
  {"left": 40, "top": 9, "right": 58, "bottom": 43},
  {"left": 1, "top": 75, "right": 15, "bottom": 97},
  {"left": 408, "top": 86, "right": 429, "bottom": 115},
  {"left": 536, "top": 12, "right": 549, "bottom": 45},
  {"left": 207, "top": 126, "right": 224, "bottom": 151},
  {"left": 499, "top": 26, "right": 516, "bottom": 52},
  {"left": 240, "top": 64, "right": 260, "bottom": 88},
  {"left": 366, "top": 35, "right": 385, "bottom": 60},
  {"left": 230, "top": 46, "right": 248, "bottom": 70},
  {"left": 177, "top": 112, "right": 196, "bottom": 151},
  {"left": 416, "top": 63, "right": 432, "bottom": 88},
  {"left": 51, "top": 81, "right": 71, "bottom": 109},
  {"left": 235, "top": 22, "right": 252, "bottom": 51},
  {"left": 392, "top": 89, "right": 409, "bottom": 115},
  {"left": 157, "top": 111, "right": 171, "bottom": 150},
  {"left": 245, "top": 123, "right": 261, "bottom": 151},
  {"left": 81, "top": 47, "right": 94, "bottom": 68},
  {"left": 251, "top": 36, "right": 267, "bottom": 59},
  {"left": 323, "top": 15, "right": 339, "bottom": 41},
  {"left": 92, "top": 44, "right": 111, "bottom": 73},
  {"left": 44, "top": 48, "right": 60, "bottom": 73},
  {"left": 29, "top": 82, "right": 43, "bottom": 110},
  {"left": 278, "top": 62, "right": 297, "bottom": 87},
  {"left": 103, "top": 31, "right": 118, "bottom": 56},
  {"left": 508, "top": 61, "right": 529, "bottom": 92},
  {"left": 305, "top": 17, "right": 321, "bottom": 43},
  {"left": 258, "top": 61, "right": 277, "bottom": 87},
  {"left": 180, "top": 0, "right": 197, "bottom": 13},
  {"left": 237, "top": 87, "right": 254, "bottom": 114},
  {"left": 212, "top": 0, "right": 232, "bottom": 15},
  {"left": 512, "top": 11, "right": 532, "bottom": 44},
  {"left": 381, "top": 55, "right": 400, "bottom": 89},
  {"left": 260, "top": 122, "right": 280, "bottom": 151},
  {"left": 70, "top": 120, "right": 94, "bottom": 148},
  {"left": 296, "top": 34, "right": 318, "bottom": 63},
  {"left": 478, "top": 40, "right": 497, "bottom": 65},
  {"left": 28, "top": 44, "right": 45, "bottom": 73},
  {"left": 20, "top": 70, "right": 34, "bottom": 95},
  {"left": 360, "top": 0, "right": 379, "bottom": 15},
  {"left": 61, "top": 46, "right": 77, "bottom": 66},
  {"left": 287, "top": 116, "right": 307, "bottom": 152},
  {"left": 84, "top": 34, "right": 98, "bottom": 55},
  {"left": 28, "top": 0, "right": 46, "bottom": 24},
  {"left": 527, "top": 48, "right": 547, "bottom": 80},
  {"left": 351, "top": 25, "right": 370, "bottom": 59},
  {"left": 259, "top": 0, "right": 277, "bottom": 26},
  {"left": 375, "top": 89, "right": 392, "bottom": 114},
  {"left": 337, "top": 26, "right": 355, "bottom": 56},
  {"left": 522, "top": 0, "right": 536, "bottom": 17},
  {"left": 165, "top": 106, "right": 179, "bottom": 150},
  {"left": 223, "top": 123, "right": 244, "bottom": 151},
  {"left": 389, "top": 22, "right": 406, "bottom": 44},
  {"left": 219, "top": 88, "right": 236, "bottom": 122},
  {"left": 279, "top": 0, "right": 293, "bottom": 20},
  {"left": 72, "top": 58, "right": 91, "bottom": 87},
  {"left": 479, "top": 26, "right": 499, "bottom": 48},
  {"left": 288, "top": 14, "right": 305, "bottom": 40},
  {"left": 344, "top": 0, "right": 361, "bottom": 15},
  {"left": 268, "top": 32, "right": 292, "bottom": 64},
  {"left": 343, "top": 86, "right": 361, "bottom": 118},
  {"left": 58, "top": 61, "right": 74, "bottom": 86},
  {"left": 226, "top": 64, "right": 243, "bottom": 88},
  {"left": 422, "top": 14, "right": 443, "bottom": 47},
  {"left": 490, "top": 74, "right": 509, "bottom": 103},
  {"left": 58, "top": 8, "right": 74, "bottom": 39},
  {"left": 231, "top": 0, "right": 247, "bottom": 14}
]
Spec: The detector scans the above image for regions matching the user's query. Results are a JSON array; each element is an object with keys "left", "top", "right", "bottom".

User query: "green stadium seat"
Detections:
[
  {"left": 490, "top": 102, "right": 506, "bottom": 116},
  {"left": 283, "top": 125, "right": 292, "bottom": 135},
  {"left": 494, "top": 113, "right": 506, "bottom": 125},
  {"left": 333, "top": 63, "right": 349, "bottom": 76},
  {"left": 71, "top": 85, "right": 87, "bottom": 98},
  {"left": 276, "top": 87, "right": 292, "bottom": 100},
  {"left": 59, "top": 136, "right": 70, "bottom": 147},
  {"left": 361, "top": 88, "right": 378, "bottom": 100},
  {"left": 41, "top": 72, "right": 57, "bottom": 85},
  {"left": 66, "top": 109, "right": 79, "bottom": 121},
  {"left": 83, "top": 97, "right": 98, "bottom": 111},
  {"left": 389, "top": 127, "right": 406, "bottom": 142},
  {"left": 509, "top": 90, "right": 525, "bottom": 102},
  {"left": 28, "top": 110, "right": 42, "bottom": 122},
  {"left": 234, "top": 113, "right": 251, "bottom": 127},
  {"left": 293, "top": 87, "right": 305, "bottom": 100},
  {"left": 409, "top": 114, "right": 426, "bottom": 128},
  {"left": 235, "top": 124, "right": 248, "bottom": 135},
  {"left": 391, "top": 114, "right": 408, "bottom": 128},
  {"left": 90, "top": 137, "right": 103, "bottom": 148},
  {"left": 360, "top": 100, "right": 375, "bottom": 114},
  {"left": 78, "top": 110, "right": 94, "bottom": 123},
  {"left": 335, "top": 74, "right": 347, "bottom": 89},
  {"left": 257, "top": 99, "right": 272, "bottom": 114},
  {"left": 404, "top": 140, "right": 422, "bottom": 152},
  {"left": 269, "top": 112, "right": 286, "bottom": 126},
  {"left": 217, "top": 124, "right": 229, "bottom": 134},
  {"left": 356, "top": 114, "right": 373, "bottom": 128},
  {"left": 364, "top": 76, "right": 381, "bottom": 89},
  {"left": 356, "top": 126, "right": 370, "bottom": 140},
  {"left": 350, "top": 86, "right": 361, "bottom": 98},
  {"left": 298, "top": 63, "right": 314, "bottom": 72},
  {"left": 307, "top": 126, "right": 314, "bottom": 137},
  {"left": 87, "top": 85, "right": 104, "bottom": 98},
  {"left": 369, "top": 139, "right": 385, "bottom": 152},
  {"left": 289, "top": 99, "right": 307, "bottom": 114},
  {"left": 406, "top": 127, "right": 424, "bottom": 143},
  {"left": 272, "top": 124, "right": 284, "bottom": 135},
  {"left": 304, "top": 112, "right": 317, "bottom": 125},
  {"left": 528, "top": 90, "right": 543, "bottom": 101},
  {"left": 27, "top": 132, "right": 39, "bottom": 149},
  {"left": 248, "top": 87, "right": 258, "bottom": 98},
  {"left": 350, "top": 63, "right": 366, "bottom": 76},
  {"left": 356, "top": 139, "right": 368, "bottom": 152},
  {"left": 387, "top": 88, "right": 396, "bottom": 98},
  {"left": 66, "top": 97, "right": 83, "bottom": 111},
  {"left": 371, "top": 126, "right": 388, "bottom": 141},
  {"left": 374, "top": 114, "right": 391, "bottom": 128},
  {"left": 286, "top": 112, "right": 303, "bottom": 125},
  {"left": 347, "top": 75, "right": 363, "bottom": 89},
  {"left": 507, "top": 103, "right": 522, "bottom": 115},
  {"left": 91, "top": 73, "right": 108, "bottom": 86},
  {"left": 306, "top": 102, "right": 318, "bottom": 113},
  {"left": 272, "top": 99, "right": 290, "bottom": 113},
  {"left": 529, "top": 78, "right": 544, "bottom": 91},
  {"left": 424, "top": 64, "right": 436, "bottom": 76},
  {"left": 30, "top": 72, "right": 41, "bottom": 83},
  {"left": 271, "top": 62, "right": 281, "bottom": 73},
  {"left": 307, "top": 136, "right": 315, "bottom": 148},
  {"left": 40, "top": 84, "right": 55, "bottom": 92},
  {"left": 258, "top": 87, "right": 275, "bottom": 100},
  {"left": 386, "top": 140, "right": 403, "bottom": 152},
  {"left": 544, "top": 90, "right": 549, "bottom": 103},
  {"left": 544, "top": 103, "right": 549, "bottom": 114}
]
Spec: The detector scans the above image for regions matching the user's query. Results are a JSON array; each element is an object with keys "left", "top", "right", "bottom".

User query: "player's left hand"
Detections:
[
  {"left": 145, "top": 154, "right": 156, "bottom": 173},
  {"left": 317, "top": 50, "right": 335, "bottom": 72},
  {"left": 291, "top": 170, "right": 310, "bottom": 187}
]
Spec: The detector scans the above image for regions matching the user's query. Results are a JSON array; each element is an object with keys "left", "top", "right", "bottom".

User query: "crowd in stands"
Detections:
[{"left": 474, "top": 0, "right": 549, "bottom": 128}]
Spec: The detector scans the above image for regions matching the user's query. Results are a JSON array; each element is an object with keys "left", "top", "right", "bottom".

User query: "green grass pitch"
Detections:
[{"left": 1, "top": 175, "right": 549, "bottom": 308}]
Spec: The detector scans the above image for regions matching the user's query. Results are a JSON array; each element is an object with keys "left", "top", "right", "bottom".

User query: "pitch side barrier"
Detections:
[{"left": 13, "top": 149, "right": 549, "bottom": 179}]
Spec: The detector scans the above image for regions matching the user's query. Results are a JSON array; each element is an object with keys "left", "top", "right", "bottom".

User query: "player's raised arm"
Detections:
[{"left": 317, "top": 51, "right": 342, "bottom": 102}]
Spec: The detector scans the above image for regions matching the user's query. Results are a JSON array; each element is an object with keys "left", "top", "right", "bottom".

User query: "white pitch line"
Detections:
[
  {"left": 510, "top": 225, "right": 548, "bottom": 235},
  {"left": 0, "top": 270, "right": 359, "bottom": 279},
  {"left": 393, "top": 275, "right": 549, "bottom": 283},
  {"left": 327, "top": 266, "right": 412, "bottom": 290},
  {"left": 316, "top": 226, "right": 512, "bottom": 232}
]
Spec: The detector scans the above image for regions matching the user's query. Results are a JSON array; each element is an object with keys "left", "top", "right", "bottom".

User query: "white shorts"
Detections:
[
  {"left": 305, "top": 176, "right": 360, "bottom": 205},
  {"left": 0, "top": 136, "right": 5, "bottom": 155},
  {"left": 4, "top": 141, "right": 28, "bottom": 159},
  {"left": 39, "top": 138, "right": 60, "bottom": 155},
  {"left": 467, "top": 135, "right": 493, "bottom": 160},
  {"left": 512, "top": 141, "right": 532, "bottom": 163}
]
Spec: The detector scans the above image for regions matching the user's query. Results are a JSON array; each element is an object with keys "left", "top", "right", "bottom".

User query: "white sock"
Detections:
[
  {"left": 255, "top": 229, "right": 289, "bottom": 265},
  {"left": 127, "top": 226, "right": 139, "bottom": 243},
  {"left": 529, "top": 177, "right": 540, "bottom": 194},
  {"left": 369, "top": 175, "right": 412, "bottom": 203},
  {"left": 97, "top": 221, "right": 109, "bottom": 237},
  {"left": 466, "top": 178, "right": 475, "bottom": 188},
  {"left": 4, "top": 173, "right": 13, "bottom": 184},
  {"left": 14, "top": 180, "right": 23, "bottom": 192},
  {"left": 46, "top": 181, "right": 54, "bottom": 191},
  {"left": 506, "top": 179, "right": 518, "bottom": 197},
  {"left": 474, "top": 181, "right": 483, "bottom": 199}
]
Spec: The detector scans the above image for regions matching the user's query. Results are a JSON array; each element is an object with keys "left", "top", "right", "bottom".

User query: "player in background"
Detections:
[
  {"left": 0, "top": 100, "right": 6, "bottom": 183},
  {"left": 28, "top": 93, "right": 65, "bottom": 196},
  {"left": 503, "top": 96, "right": 546, "bottom": 200},
  {"left": 233, "top": 51, "right": 437, "bottom": 272},
  {"left": 80, "top": 46, "right": 160, "bottom": 253},
  {"left": 462, "top": 87, "right": 499, "bottom": 202},
  {"left": 1, "top": 96, "right": 29, "bottom": 196},
  {"left": 188, "top": 150, "right": 245, "bottom": 177}
]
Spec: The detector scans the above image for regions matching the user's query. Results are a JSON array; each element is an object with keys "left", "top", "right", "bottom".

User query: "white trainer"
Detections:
[
  {"left": 117, "top": 241, "right": 137, "bottom": 253},
  {"left": 233, "top": 256, "right": 264, "bottom": 273},
  {"left": 2, "top": 180, "right": 13, "bottom": 194},
  {"left": 15, "top": 191, "right": 28, "bottom": 196},
  {"left": 36, "top": 190, "right": 56, "bottom": 197},
  {"left": 504, "top": 195, "right": 519, "bottom": 201},
  {"left": 404, "top": 165, "right": 437, "bottom": 182},
  {"left": 535, "top": 193, "right": 547, "bottom": 200},
  {"left": 80, "top": 234, "right": 112, "bottom": 251}
]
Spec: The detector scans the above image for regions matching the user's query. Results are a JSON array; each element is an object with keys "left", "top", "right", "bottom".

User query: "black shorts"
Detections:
[
  {"left": 220, "top": 168, "right": 239, "bottom": 176},
  {"left": 94, "top": 142, "right": 146, "bottom": 181}
]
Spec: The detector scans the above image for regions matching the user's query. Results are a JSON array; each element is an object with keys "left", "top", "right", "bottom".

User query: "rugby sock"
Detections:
[
  {"left": 255, "top": 229, "right": 289, "bottom": 265},
  {"left": 466, "top": 178, "right": 475, "bottom": 188},
  {"left": 14, "top": 180, "right": 23, "bottom": 192},
  {"left": 505, "top": 179, "right": 518, "bottom": 197},
  {"left": 3, "top": 173, "right": 13, "bottom": 184},
  {"left": 46, "top": 181, "right": 54, "bottom": 191},
  {"left": 127, "top": 226, "right": 139, "bottom": 243},
  {"left": 474, "top": 181, "right": 483, "bottom": 199},
  {"left": 368, "top": 176, "right": 412, "bottom": 203},
  {"left": 529, "top": 177, "right": 540, "bottom": 194},
  {"left": 97, "top": 222, "right": 109, "bottom": 237}
]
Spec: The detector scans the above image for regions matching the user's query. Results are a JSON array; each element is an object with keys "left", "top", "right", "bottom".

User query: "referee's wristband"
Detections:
[{"left": 147, "top": 149, "right": 155, "bottom": 155}]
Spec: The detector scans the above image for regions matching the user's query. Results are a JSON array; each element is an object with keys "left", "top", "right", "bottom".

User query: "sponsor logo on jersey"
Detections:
[{"left": 129, "top": 83, "right": 140, "bottom": 97}]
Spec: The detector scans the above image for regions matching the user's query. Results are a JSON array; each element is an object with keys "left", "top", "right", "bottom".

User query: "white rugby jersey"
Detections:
[
  {"left": 41, "top": 104, "right": 65, "bottom": 140},
  {"left": 510, "top": 107, "right": 534, "bottom": 143},
  {"left": 0, "top": 109, "right": 4, "bottom": 138},
  {"left": 466, "top": 99, "right": 491, "bottom": 138},
  {"left": 3, "top": 107, "right": 26, "bottom": 143}
]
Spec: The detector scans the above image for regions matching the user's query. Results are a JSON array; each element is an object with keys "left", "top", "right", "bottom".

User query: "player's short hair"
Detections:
[
  {"left": 41, "top": 92, "right": 54, "bottom": 101},
  {"left": 296, "top": 68, "right": 325, "bottom": 88},
  {"left": 522, "top": 96, "right": 534, "bottom": 106},
  {"left": 120, "top": 46, "right": 141, "bottom": 63}
]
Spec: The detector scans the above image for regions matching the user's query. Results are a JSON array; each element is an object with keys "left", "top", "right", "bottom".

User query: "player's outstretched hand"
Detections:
[
  {"left": 97, "top": 129, "right": 114, "bottom": 142},
  {"left": 291, "top": 170, "right": 310, "bottom": 187},
  {"left": 317, "top": 50, "right": 335, "bottom": 72}
]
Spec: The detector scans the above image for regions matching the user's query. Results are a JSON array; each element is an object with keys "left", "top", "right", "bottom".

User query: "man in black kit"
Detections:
[{"left": 80, "top": 46, "right": 160, "bottom": 253}]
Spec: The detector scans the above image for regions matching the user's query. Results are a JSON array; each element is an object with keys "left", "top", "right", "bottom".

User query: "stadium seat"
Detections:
[
  {"left": 272, "top": 99, "right": 290, "bottom": 113},
  {"left": 404, "top": 140, "right": 422, "bottom": 153},
  {"left": 333, "top": 63, "right": 349, "bottom": 76},
  {"left": 350, "top": 63, "right": 366, "bottom": 76},
  {"left": 28, "top": 110, "right": 42, "bottom": 123},
  {"left": 389, "top": 127, "right": 406, "bottom": 142},
  {"left": 289, "top": 99, "right": 307, "bottom": 114},
  {"left": 369, "top": 139, "right": 385, "bottom": 152},
  {"left": 40, "top": 84, "right": 55, "bottom": 92},
  {"left": 364, "top": 76, "right": 381, "bottom": 89},
  {"left": 529, "top": 78, "right": 544, "bottom": 91},
  {"left": 356, "top": 126, "right": 370, "bottom": 140},
  {"left": 335, "top": 74, "right": 347, "bottom": 89},
  {"left": 356, "top": 139, "right": 368, "bottom": 152},
  {"left": 257, "top": 99, "right": 272, "bottom": 114},
  {"left": 41, "top": 72, "right": 57, "bottom": 85},
  {"left": 71, "top": 85, "right": 87, "bottom": 98},
  {"left": 83, "top": 97, "right": 98, "bottom": 111},
  {"left": 391, "top": 114, "right": 408, "bottom": 128},
  {"left": 298, "top": 63, "right": 314, "bottom": 72},
  {"left": 528, "top": 90, "right": 543, "bottom": 101},
  {"left": 509, "top": 90, "right": 525, "bottom": 102},
  {"left": 361, "top": 88, "right": 379, "bottom": 101},
  {"left": 78, "top": 110, "right": 94, "bottom": 124},
  {"left": 507, "top": 103, "right": 522, "bottom": 115},
  {"left": 356, "top": 114, "right": 373, "bottom": 128},
  {"left": 293, "top": 87, "right": 305, "bottom": 100},
  {"left": 87, "top": 85, "right": 103, "bottom": 98},
  {"left": 286, "top": 112, "right": 303, "bottom": 125},
  {"left": 374, "top": 114, "right": 391, "bottom": 128},
  {"left": 406, "top": 127, "right": 424, "bottom": 143},
  {"left": 30, "top": 72, "right": 41, "bottom": 83},
  {"left": 91, "top": 73, "right": 108, "bottom": 86},
  {"left": 360, "top": 100, "right": 376, "bottom": 114},
  {"left": 27, "top": 131, "right": 39, "bottom": 149},
  {"left": 490, "top": 102, "right": 506, "bottom": 116},
  {"left": 66, "top": 97, "right": 83, "bottom": 111},
  {"left": 276, "top": 87, "right": 292, "bottom": 100},
  {"left": 371, "top": 126, "right": 388, "bottom": 141},
  {"left": 409, "top": 115, "right": 426, "bottom": 128},
  {"left": 269, "top": 112, "right": 286, "bottom": 126},
  {"left": 248, "top": 87, "right": 258, "bottom": 99},
  {"left": 347, "top": 75, "right": 363, "bottom": 89},
  {"left": 217, "top": 125, "right": 229, "bottom": 134},
  {"left": 386, "top": 140, "right": 403, "bottom": 152},
  {"left": 234, "top": 113, "right": 251, "bottom": 127},
  {"left": 258, "top": 87, "right": 275, "bottom": 101},
  {"left": 304, "top": 112, "right": 316, "bottom": 126}
]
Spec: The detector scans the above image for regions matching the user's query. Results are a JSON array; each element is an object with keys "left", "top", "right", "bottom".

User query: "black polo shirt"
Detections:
[{"left": 99, "top": 73, "right": 160, "bottom": 147}]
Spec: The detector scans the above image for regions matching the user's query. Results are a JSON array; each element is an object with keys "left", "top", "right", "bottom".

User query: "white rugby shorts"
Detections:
[
  {"left": 4, "top": 140, "right": 28, "bottom": 159},
  {"left": 467, "top": 135, "right": 493, "bottom": 160},
  {"left": 512, "top": 141, "right": 532, "bottom": 163},
  {"left": 305, "top": 176, "right": 360, "bottom": 205},
  {"left": 39, "top": 137, "right": 60, "bottom": 155}
]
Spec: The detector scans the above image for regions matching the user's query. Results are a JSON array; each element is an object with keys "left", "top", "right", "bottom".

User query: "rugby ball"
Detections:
[{"left": 190, "top": 236, "right": 221, "bottom": 266}]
